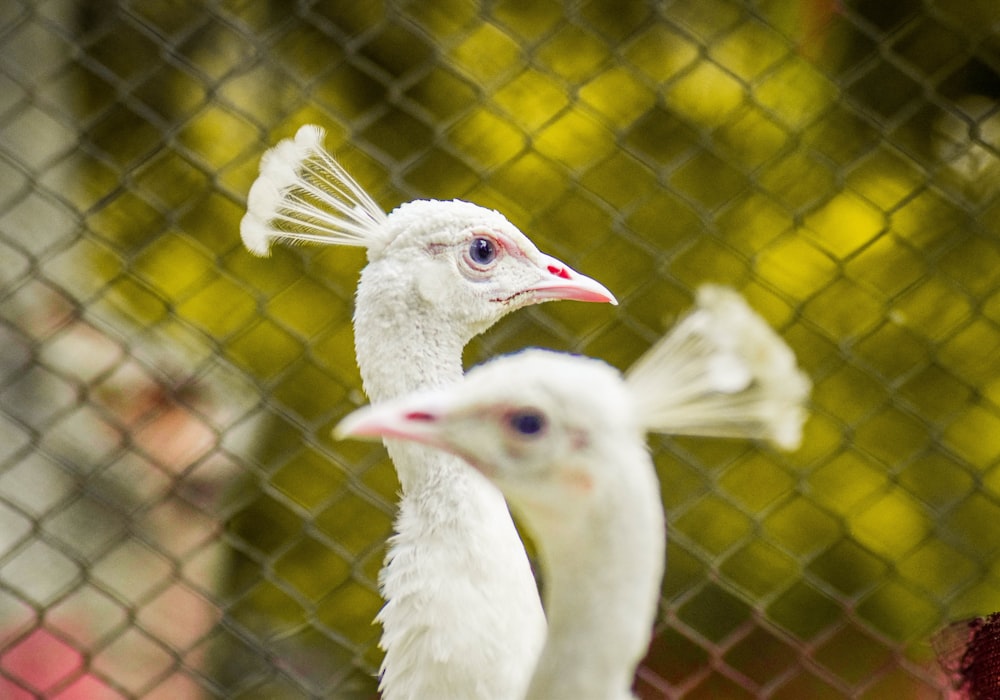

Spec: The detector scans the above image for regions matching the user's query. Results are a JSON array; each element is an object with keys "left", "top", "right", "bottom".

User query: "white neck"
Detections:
[
  {"left": 354, "top": 262, "right": 466, "bottom": 400},
  {"left": 352, "top": 262, "right": 546, "bottom": 700},
  {"left": 524, "top": 446, "right": 666, "bottom": 700},
  {"left": 354, "top": 261, "right": 469, "bottom": 488}
]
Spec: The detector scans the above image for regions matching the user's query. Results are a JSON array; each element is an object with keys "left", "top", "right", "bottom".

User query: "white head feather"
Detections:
[
  {"left": 240, "top": 125, "right": 392, "bottom": 257},
  {"left": 239, "top": 125, "right": 616, "bottom": 326}
]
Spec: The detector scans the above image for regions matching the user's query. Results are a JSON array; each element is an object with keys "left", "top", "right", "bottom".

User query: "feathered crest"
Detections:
[
  {"left": 625, "top": 285, "right": 810, "bottom": 450},
  {"left": 240, "top": 125, "right": 391, "bottom": 257}
]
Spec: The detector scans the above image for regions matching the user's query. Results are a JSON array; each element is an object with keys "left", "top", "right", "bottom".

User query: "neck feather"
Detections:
[
  {"left": 353, "top": 297, "right": 466, "bottom": 402},
  {"left": 354, "top": 261, "right": 493, "bottom": 492},
  {"left": 525, "top": 449, "right": 666, "bottom": 700},
  {"left": 352, "top": 261, "right": 546, "bottom": 700}
]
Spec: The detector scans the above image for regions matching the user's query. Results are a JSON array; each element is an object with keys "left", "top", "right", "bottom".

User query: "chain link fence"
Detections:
[{"left": 2, "top": 0, "right": 1000, "bottom": 697}]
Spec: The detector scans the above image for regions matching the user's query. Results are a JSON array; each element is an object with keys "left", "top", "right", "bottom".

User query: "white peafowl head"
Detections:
[{"left": 240, "top": 125, "right": 616, "bottom": 338}]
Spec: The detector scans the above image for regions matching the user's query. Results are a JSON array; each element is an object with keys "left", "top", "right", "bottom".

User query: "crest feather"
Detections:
[
  {"left": 625, "top": 285, "right": 810, "bottom": 450},
  {"left": 240, "top": 125, "right": 391, "bottom": 257}
]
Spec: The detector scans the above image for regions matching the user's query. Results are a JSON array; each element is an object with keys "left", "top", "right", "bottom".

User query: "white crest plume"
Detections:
[
  {"left": 625, "top": 285, "right": 810, "bottom": 450},
  {"left": 240, "top": 125, "right": 391, "bottom": 257}
]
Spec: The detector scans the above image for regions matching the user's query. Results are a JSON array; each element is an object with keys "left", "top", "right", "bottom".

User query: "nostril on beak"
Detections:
[
  {"left": 405, "top": 411, "right": 437, "bottom": 422},
  {"left": 547, "top": 265, "right": 571, "bottom": 280}
]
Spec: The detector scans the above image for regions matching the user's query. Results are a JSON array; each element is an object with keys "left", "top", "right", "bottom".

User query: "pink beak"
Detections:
[
  {"left": 335, "top": 395, "right": 448, "bottom": 446},
  {"left": 335, "top": 397, "right": 494, "bottom": 477},
  {"left": 529, "top": 254, "right": 618, "bottom": 305}
]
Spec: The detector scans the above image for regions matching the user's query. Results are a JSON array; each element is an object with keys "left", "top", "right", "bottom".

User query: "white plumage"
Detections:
[
  {"left": 336, "top": 286, "right": 811, "bottom": 700},
  {"left": 240, "top": 126, "right": 617, "bottom": 700}
]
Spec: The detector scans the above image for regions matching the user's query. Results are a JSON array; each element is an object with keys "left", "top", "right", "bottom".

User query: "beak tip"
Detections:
[
  {"left": 332, "top": 420, "right": 355, "bottom": 441},
  {"left": 580, "top": 281, "right": 618, "bottom": 306},
  {"left": 590, "top": 282, "right": 618, "bottom": 306},
  {"left": 333, "top": 409, "right": 376, "bottom": 441}
]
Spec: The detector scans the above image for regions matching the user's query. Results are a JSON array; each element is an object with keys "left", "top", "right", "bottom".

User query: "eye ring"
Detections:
[
  {"left": 465, "top": 235, "right": 499, "bottom": 270},
  {"left": 505, "top": 409, "right": 547, "bottom": 438}
]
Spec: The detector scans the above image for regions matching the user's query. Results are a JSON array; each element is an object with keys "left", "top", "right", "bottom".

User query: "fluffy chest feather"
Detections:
[{"left": 376, "top": 442, "right": 545, "bottom": 700}]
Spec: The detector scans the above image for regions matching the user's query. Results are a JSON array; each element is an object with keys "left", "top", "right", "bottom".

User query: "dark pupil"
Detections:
[
  {"left": 510, "top": 411, "right": 545, "bottom": 436},
  {"left": 470, "top": 237, "right": 496, "bottom": 265}
]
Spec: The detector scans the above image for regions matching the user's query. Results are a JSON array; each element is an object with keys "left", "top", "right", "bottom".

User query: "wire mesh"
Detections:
[{"left": 2, "top": 0, "right": 1000, "bottom": 697}]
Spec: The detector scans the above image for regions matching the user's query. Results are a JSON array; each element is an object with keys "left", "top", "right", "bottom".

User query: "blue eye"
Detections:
[
  {"left": 508, "top": 410, "right": 546, "bottom": 437},
  {"left": 469, "top": 237, "right": 497, "bottom": 266}
]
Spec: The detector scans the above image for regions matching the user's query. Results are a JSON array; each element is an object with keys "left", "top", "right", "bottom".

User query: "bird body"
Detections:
[
  {"left": 241, "top": 126, "right": 616, "bottom": 700},
  {"left": 337, "top": 286, "right": 810, "bottom": 700}
]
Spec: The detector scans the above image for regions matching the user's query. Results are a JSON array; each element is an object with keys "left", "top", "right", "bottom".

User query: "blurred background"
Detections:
[{"left": 2, "top": 0, "right": 999, "bottom": 697}]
